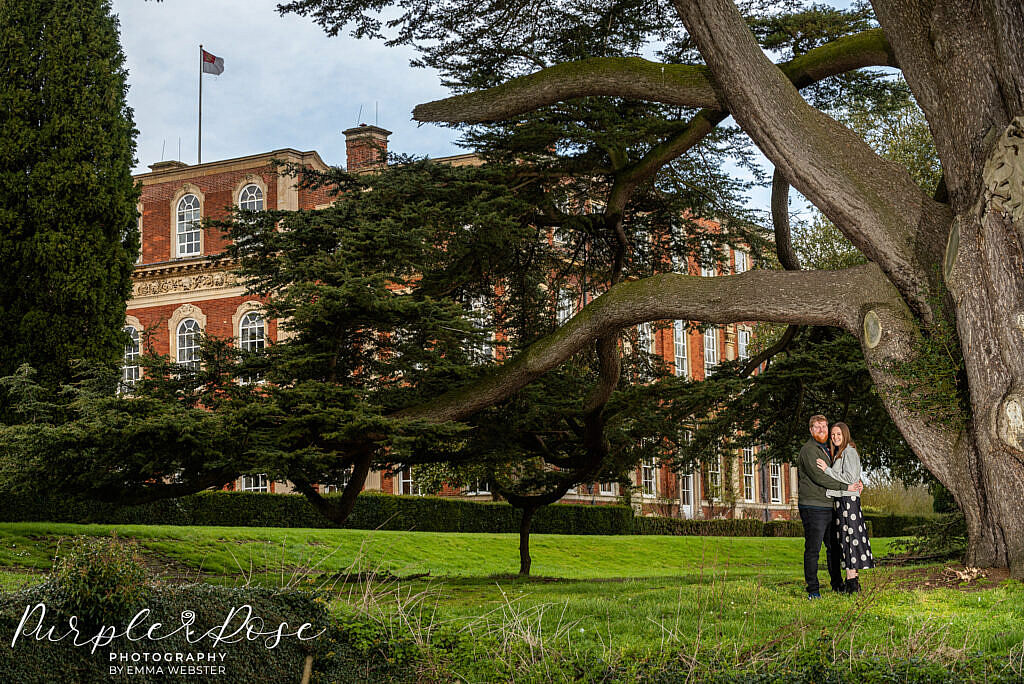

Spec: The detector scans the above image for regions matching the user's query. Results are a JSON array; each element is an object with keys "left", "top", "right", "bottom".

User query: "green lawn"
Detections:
[{"left": 0, "top": 523, "right": 1021, "bottom": 678}]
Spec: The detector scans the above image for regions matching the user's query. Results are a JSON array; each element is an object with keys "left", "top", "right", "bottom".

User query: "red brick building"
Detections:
[{"left": 125, "top": 127, "right": 796, "bottom": 519}]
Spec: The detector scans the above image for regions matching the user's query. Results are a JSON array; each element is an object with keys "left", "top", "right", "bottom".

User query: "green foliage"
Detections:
[
  {"left": 635, "top": 516, "right": 873, "bottom": 539},
  {"left": 0, "top": 490, "right": 635, "bottom": 535},
  {"left": 887, "top": 286, "right": 969, "bottom": 432},
  {"left": 931, "top": 482, "right": 958, "bottom": 514},
  {"left": 50, "top": 535, "right": 149, "bottom": 630},
  {"left": 862, "top": 512, "right": 937, "bottom": 537},
  {"left": 0, "top": 0, "right": 139, "bottom": 388},
  {"left": 887, "top": 513, "right": 967, "bottom": 560}
]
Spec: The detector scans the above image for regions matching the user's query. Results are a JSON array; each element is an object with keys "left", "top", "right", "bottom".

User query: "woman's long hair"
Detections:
[{"left": 830, "top": 421, "right": 856, "bottom": 458}]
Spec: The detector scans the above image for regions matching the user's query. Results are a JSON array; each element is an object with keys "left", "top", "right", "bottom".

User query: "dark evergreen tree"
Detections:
[{"left": 0, "top": 0, "right": 139, "bottom": 387}]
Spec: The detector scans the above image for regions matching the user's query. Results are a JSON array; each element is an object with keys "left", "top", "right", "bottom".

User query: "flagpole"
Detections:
[{"left": 198, "top": 44, "right": 203, "bottom": 164}]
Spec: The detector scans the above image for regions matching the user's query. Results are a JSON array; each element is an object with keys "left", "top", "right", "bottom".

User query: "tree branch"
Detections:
[
  {"left": 414, "top": 29, "right": 896, "bottom": 124},
  {"left": 672, "top": 0, "right": 950, "bottom": 320},
  {"left": 395, "top": 264, "right": 902, "bottom": 424}
]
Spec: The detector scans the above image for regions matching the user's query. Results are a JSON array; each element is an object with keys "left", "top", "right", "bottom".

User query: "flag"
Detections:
[{"left": 201, "top": 49, "right": 224, "bottom": 75}]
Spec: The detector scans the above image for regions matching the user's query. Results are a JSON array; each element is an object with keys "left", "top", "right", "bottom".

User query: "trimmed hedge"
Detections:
[
  {"left": 863, "top": 513, "right": 935, "bottom": 537},
  {"left": 633, "top": 516, "right": 873, "bottom": 538},
  {"left": 0, "top": 490, "right": 893, "bottom": 538},
  {"left": 0, "top": 491, "right": 634, "bottom": 536}
]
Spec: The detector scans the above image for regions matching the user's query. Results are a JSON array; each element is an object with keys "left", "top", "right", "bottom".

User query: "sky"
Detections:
[{"left": 112, "top": 0, "right": 464, "bottom": 174}]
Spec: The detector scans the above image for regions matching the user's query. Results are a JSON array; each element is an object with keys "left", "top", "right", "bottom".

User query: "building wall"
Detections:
[{"left": 125, "top": 147, "right": 798, "bottom": 518}]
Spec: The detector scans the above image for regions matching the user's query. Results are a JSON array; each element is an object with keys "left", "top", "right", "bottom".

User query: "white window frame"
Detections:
[
  {"left": 734, "top": 250, "right": 748, "bottom": 274},
  {"left": 637, "top": 322, "right": 656, "bottom": 356},
  {"left": 706, "top": 457, "right": 722, "bottom": 501},
  {"left": 679, "top": 472, "right": 693, "bottom": 507},
  {"left": 703, "top": 327, "right": 719, "bottom": 376},
  {"left": 738, "top": 328, "right": 751, "bottom": 360},
  {"left": 770, "top": 463, "right": 782, "bottom": 503},
  {"left": 399, "top": 467, "right": 422, "bottom": 496},
  {"left": 123, "top": 325, "right": 141, "bottom": 387},
  {"left": 673, "top": 320, "right": 688, "bottom": 377},
  {"left": 239, "top": 312, "right": 266, "bottom": 352},
  {"left": 556, "top": 288, "right": 576, "bottom": 325},
  {"left": 468, "top": 296, "right": 495, "bottom": 363},
  {"left": 176, "top": 319, "right": 201, "bottom": 370},
  {"left": 641, "top": 458, "right": 657, "bottom": 497},
  {"left": 742, "top": 447, "right": 756, "bottom": 502},
  {"left": 240, "top": 474, "right": 269, "bottom": 493},
  {"left": 466, "top": 479, "right": 490, "bottom": 495},
  {"left": 175, "top": 194, "right": 201, "bottom": 257},
  {"left": 599, "top": 481, "right": 616, "bottom": 496},
  {"left": 238, "top": 183, "right": 264, "bottom": 212}
]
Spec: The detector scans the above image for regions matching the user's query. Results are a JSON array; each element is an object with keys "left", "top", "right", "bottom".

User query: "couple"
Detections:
[{"left": 797, "top": 414, "right": 874, "bottom": 599}]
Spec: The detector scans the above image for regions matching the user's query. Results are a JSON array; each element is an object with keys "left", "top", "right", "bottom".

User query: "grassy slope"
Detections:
[{"left": 0, "top": 523, "right": 1020, "bottom": 668}]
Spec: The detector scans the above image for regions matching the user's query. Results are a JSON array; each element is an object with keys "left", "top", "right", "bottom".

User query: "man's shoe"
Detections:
[{"left": 807, "top": 592, "right": 822, "bottom": 600}]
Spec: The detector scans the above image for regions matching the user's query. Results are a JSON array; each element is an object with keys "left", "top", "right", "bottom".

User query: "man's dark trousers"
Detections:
[{"left": 798, "top": 504, "right": 844, "bottom": 594}]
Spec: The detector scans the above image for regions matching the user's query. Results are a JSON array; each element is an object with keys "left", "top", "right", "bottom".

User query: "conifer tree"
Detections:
[{"left": 0, "top": 0, "right": 139, "bottom": 387}]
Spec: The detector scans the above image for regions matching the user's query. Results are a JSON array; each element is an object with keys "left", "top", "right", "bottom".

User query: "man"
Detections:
[{"left": 797, "top": 414, "right": 863, "bottom": 599}]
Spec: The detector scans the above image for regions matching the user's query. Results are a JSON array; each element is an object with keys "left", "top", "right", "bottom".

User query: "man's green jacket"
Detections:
[{"left": 796, "top": 437, "right": 850, "bottom": 508}]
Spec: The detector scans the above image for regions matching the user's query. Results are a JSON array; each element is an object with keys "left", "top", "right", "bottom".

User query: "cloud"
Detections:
[{"left": 112, "top": 0, "right": 461, "bottom": 173}]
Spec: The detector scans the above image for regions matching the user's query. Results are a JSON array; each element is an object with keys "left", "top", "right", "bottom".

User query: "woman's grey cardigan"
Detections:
[{"left": 824, "top": 445, "right": 862, "bottom": 499}]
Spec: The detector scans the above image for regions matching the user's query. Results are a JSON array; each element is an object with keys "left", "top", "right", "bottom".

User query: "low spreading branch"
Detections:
[
  {"left": 395, "top": 264, "right": 902, "bottom": 424},
  {"left": 413, "top": 29, "right": 895, "bottom": 124}
]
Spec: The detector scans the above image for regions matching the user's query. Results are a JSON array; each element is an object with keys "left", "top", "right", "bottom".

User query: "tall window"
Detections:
[
  {"left": 704, "top": 328, "right": 719, "bottom": 376},
  {"left": 641, "top": 458, "right": 657, "bottom": 497},
  {"left": 742, "top": 447, "right": 755, "bottom": 501},
  {"left": 176, "top": 194, "right": 201, "bottom": 256},
  {"left": 679, "top": 472, "right": 693, "bottom": 506},
  {"left": 770, "top": 463, "right": 782, "bottom": 503},
  {"left": 637, "top": 322, "right": 656, "bottom": 355},
  {"left": 706, "top": 457, "right": 722, "bottom": 500},
  {"left": 734, "top": 250, "right": 748, "bottom": 273},
  {"left": 673, "top": 320, "right": 688, "bottom": 377},
  {"left": 176, "top": 319, "right": 201, "bottom": 370},
  {"left": 240, "top": 474, "right": 269, "bottom": 492},
  {"left": 239, "top": 312, "right": 265, "bottom": 352},
  {"left": 468, "top": 297, "right": 494, "bottom": 363},
  {"left": 238, "top": 184, "right": 264, "bottom": 211},
  {"left": 399, "top": 467, "right": 422, "bottom": 496},
  {"left": 738, "top": 328, "right": 751, "bottom": 360},
  {"left": 123, "top": 326, "right": 141, "bottom": 386},
  {"left": 700, "top": 240, "right": 717, "bottom": 277},
  {"left": 556, "top": 288, "right": 575, "bottom": 325}
]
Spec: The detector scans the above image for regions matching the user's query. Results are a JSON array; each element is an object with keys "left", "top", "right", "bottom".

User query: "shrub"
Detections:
[{"left": 50, "top": 534, "right": 150, "bottom": 630}]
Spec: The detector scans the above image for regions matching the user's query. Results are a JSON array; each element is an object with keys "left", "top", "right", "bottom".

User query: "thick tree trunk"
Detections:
[
  {"left": 942, "top": 133, "right": 1024, "bottom": 576},
  {"left": 518, "top": 505, "right": 538, "bottom": 577}
]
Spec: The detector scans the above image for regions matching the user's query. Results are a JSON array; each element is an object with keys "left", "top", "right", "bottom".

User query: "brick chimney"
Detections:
[{"left": 343, "top": 124, "right": 391, "bottom": 172}]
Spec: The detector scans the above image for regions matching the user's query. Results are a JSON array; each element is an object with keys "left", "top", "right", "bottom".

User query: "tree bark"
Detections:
[{"left": 518, "top": 505, "right": 538, "bottom": 576}]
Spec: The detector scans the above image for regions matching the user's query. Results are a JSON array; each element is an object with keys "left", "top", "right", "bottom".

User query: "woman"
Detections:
[{"left": 815, "top": 421, "right": 874, "bottom": 592}]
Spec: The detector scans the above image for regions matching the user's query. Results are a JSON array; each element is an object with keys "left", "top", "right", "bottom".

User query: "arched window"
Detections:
[
  {"left": 239, "top": 312, "right": 265, "bottom": 352},
  {"left": 238, "top": 184, "right": 264, "bottom": 211},
  {"left": 176, "top": 319, "right": 201, "bottom": 370},
  {"left": 123, "top": 326, "right": 141, "bottom": 385},
  {"left": 176, "top": 194, "right": 201, "bottom": 256}
]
